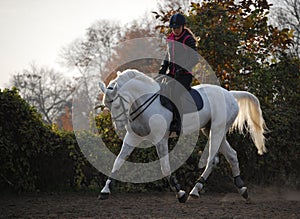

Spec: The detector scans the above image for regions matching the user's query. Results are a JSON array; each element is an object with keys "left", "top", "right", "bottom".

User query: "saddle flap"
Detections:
[
  {"left": 160, "top": 88, "right": 203, "bottom": 114},
  {"left": 182, "top": 89, "right": 203, "bottom": 114}
]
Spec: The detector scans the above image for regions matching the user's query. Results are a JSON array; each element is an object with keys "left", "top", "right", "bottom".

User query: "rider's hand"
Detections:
[
  {"left": 159, "top": 65, "right": 168, "bottom": 75},
  {"left": 175, "top": 68, "right": 185, "bottom": 78}
]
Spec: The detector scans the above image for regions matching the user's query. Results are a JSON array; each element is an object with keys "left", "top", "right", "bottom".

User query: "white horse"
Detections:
[{"left": 98, "top": 69, "right": 267, "bottom": 202}]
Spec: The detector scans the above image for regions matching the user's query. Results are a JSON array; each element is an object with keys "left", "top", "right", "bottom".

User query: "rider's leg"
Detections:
[
  {"left": 169, "top": 74, "right": 192, "bottom": 135},
  {"left": 170, "top": 101, "right": 181, "bottom": 134}
]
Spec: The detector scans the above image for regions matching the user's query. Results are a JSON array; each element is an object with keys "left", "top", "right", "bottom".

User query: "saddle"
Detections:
[
  {"left": 160, "top": 89, "right": 203, "bottom": 113},
  {"left": 158, "top": 76, "right": 203, "bottom": 114}
]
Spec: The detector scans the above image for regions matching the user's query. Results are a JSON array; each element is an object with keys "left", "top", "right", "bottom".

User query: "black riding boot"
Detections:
[{"left": 170, "top": 105, "right": 182, "bottom": 135}]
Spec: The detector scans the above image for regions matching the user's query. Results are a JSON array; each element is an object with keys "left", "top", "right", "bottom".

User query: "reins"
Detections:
[{"left": 129, "top": 92, "right": 160, "bottom": 122}]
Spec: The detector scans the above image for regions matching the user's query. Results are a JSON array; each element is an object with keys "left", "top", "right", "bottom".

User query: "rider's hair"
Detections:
[{"left": 184, "top": 27, "right": 199, "bottom": 46}]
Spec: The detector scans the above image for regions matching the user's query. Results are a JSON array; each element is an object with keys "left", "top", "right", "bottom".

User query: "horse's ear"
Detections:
[
  {"left": 99, "top": 81, "right": 107, "bottom": 94},
  {"left": 110, "top": 83, "right": 118, "bottom": 96},
  {"left": 105, "top": 83, "right": 118, "bottom": 100}
]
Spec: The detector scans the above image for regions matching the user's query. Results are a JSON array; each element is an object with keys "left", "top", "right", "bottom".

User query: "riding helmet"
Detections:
[{"left": 169, "top": 13, "right": 186, "bottom": 28}]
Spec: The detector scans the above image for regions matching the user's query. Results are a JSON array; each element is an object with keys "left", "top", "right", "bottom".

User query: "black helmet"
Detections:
[{"left": 169, "top": 13, "right": 186, "bottom": 28}]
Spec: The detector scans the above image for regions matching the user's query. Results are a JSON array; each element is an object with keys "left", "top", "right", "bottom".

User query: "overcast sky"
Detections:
[{"left": 0, "top": 0, "right": 158, "bottom": 88}]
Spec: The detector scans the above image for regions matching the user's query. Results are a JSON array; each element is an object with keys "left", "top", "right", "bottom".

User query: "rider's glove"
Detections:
[
  {"left": 159, "top": 65, "right": 168, "bottom": 75},
  {"left": 175, "top": 68, "right": 185, "bottom": 78}
]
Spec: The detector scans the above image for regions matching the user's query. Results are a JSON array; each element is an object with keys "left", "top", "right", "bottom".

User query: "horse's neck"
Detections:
[{"left": 122, "top": 77, "right": 159, "bottom": 103}]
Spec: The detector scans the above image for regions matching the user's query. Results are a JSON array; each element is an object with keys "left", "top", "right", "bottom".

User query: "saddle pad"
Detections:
[{"left": 160, "top": 88, "right": 203, "bottom": 114}]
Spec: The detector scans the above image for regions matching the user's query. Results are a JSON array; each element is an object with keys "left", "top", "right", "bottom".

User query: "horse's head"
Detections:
[
  {"left": 99, "top": 81, "right": 129, "bottom": 131},
  {"left": 99, "top": 69, "right": 159, "bottom": 131}
]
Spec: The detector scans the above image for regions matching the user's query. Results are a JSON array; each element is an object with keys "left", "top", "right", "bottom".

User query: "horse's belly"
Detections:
[{"left": 182, "top": 110, "right": 210, "bottom": 135}]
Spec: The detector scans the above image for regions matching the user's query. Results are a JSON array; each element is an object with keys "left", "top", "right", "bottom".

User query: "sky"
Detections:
[{"left": 0, "top": 0, "right": 158, "bottom": 88}]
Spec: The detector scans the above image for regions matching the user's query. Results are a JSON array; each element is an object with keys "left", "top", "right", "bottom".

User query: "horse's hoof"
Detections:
[
  {"left": 189, "top": 193, "right": 200, "bottom": 199},
  {"left": 238, "top": 187, "right": 249, "bottom": 200},
  {"left": 242, "top": 189, "right": 249, "bottom": 200},
  {"left": 189, "top": 183, "right": 202, "bottom": 199},
  {"left": 98, "top": 192, "right": 110, "bottom": 200},
  {"left": 187, "top": 193, "right": 200, "bottom": 202},
  {"left": 178, "top": 192, "right": 188, "bottom": 203}
]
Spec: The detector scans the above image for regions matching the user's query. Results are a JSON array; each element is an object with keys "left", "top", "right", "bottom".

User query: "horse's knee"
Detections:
[
  {"left": 212, "top": 155, "right": 219, "bottom": 167},
  {"left": 206, "top": 158, "right": 216, "bottom": 169},
  {"left": 159, "top": 156, "right": 171, "bottom": 176}
]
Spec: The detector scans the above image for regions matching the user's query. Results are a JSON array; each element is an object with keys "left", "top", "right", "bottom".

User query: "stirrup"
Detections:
[{"left": 169, "top": 131, "right": 178, "bottom": 138}]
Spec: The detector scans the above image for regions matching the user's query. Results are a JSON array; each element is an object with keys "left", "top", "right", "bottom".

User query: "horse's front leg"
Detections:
[
  {"left": 156, "top": 138, "right": 187, "bottom": 203},
  {"left": 98, "top": 141, "right": 135, "bottom": 200}
]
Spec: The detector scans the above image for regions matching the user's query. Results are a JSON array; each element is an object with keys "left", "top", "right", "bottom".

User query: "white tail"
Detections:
[{"left": 230, "top": 91, "right": 267, "bottom": 155}]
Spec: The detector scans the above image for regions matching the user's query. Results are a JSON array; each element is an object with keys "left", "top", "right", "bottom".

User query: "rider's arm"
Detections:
[{"left": 159, "top": 54, "right": 170, "bottom": 75}]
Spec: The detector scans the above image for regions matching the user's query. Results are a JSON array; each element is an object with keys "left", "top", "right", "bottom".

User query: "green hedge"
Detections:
[{"left": 0, "top": 88, "right": 100, "bottom": 192}]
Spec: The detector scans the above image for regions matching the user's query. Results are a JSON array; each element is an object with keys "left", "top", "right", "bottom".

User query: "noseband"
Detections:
[
  {"left": 107, "top": 91, "right": 159, "bottom": 123},
  {"left": 108, "top": 93, "right": 130, "bottom": 123}
]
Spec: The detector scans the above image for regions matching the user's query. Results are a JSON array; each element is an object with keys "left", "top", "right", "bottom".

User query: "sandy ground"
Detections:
[{"left": 1, "top": 186, "right": 299, "bottom": 218}]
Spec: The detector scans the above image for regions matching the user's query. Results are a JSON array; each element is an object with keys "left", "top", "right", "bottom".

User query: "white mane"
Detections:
[{"left": 108, "top": 69, "right": 157, "bottom": 90}]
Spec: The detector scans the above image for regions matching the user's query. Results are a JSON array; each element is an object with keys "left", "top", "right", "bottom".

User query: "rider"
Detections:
[{"left": 158, "top": 13, "right": 199, "bottom": 134}]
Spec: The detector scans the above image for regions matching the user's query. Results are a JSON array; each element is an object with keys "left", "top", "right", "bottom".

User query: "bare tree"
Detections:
[
  {"left": 269, "top": 0, "right": 300, "bottom": 57},
  {"left": 10, "top": 63, "right": 73, "bottom": 124},
  {"left": 60, "top": 20, "right": 121, "bottom": 74},
  {"left": 59, "top": 20, "right": 122, "bottom": 110},
  {"left": 156, "top": 0, "right": 191, "bottom": 14}
]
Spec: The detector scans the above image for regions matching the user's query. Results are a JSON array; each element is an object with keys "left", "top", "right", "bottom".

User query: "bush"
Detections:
[{"left": 0, "top": 88, "right": 100, "bottom": 192}]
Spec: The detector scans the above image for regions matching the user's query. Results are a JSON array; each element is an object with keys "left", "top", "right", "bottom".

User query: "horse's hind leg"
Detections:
[
  {"left": 198, "top": 127, "right": 219, "bottom": 169},
  {"left": 168, "top": 175, "right": 187, "bottom": 203},
  {"left": 219, "top": 138, "right": 248, "bottom": 200},
  {"left": 189, "top": 124, "right": 225, "bottom": 199},
  {"left": 189, "top": 158, "right": 214, "bottom": 198}
]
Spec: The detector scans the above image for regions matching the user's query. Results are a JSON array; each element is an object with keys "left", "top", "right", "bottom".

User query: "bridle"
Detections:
[
  {"left": 107, "top": 89, "right": 159, "bottom": 123},
  {"left": 107, "top": 93, "right": 130, "bottom": 123}
]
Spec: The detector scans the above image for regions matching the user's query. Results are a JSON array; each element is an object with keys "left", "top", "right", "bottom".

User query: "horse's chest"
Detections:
[{"left": 129, "top": 121, "right": 151, "bottom": 137}]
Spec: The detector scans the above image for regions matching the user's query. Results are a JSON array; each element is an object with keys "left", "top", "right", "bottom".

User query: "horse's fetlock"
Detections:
[
  {"left": 197, "top": 176, "right": 206, "bottom": 185},
  {"left": 234, "top": 175, "right": 245, "bottom": 188},
  {"left": 169, "top": 175, "right": 181, "bottom": 192}
]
